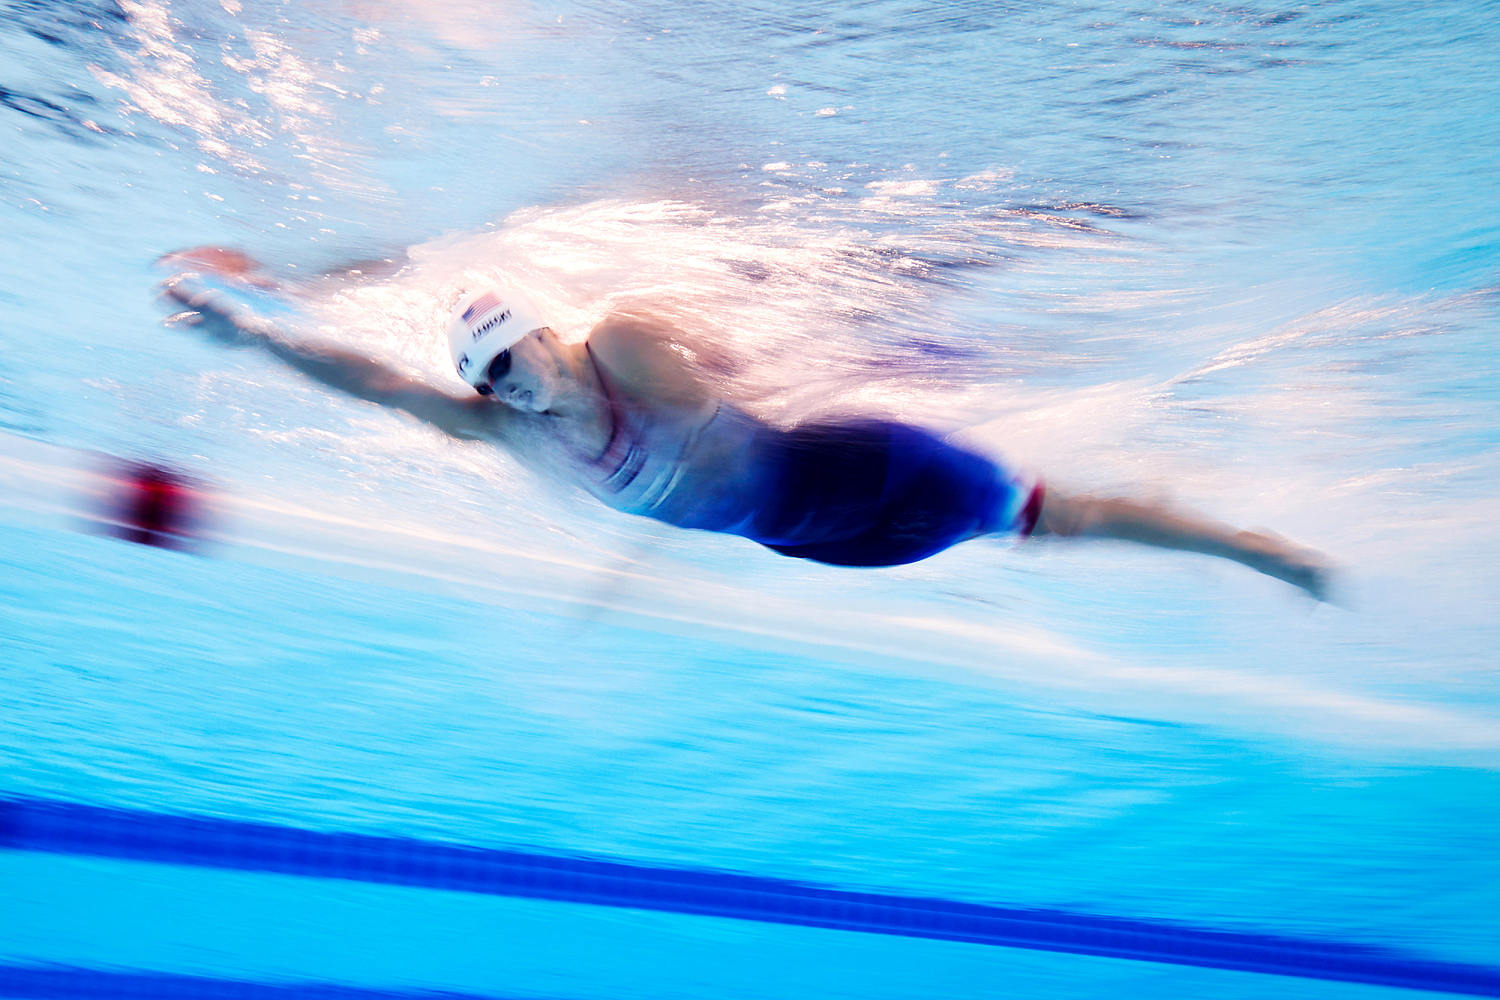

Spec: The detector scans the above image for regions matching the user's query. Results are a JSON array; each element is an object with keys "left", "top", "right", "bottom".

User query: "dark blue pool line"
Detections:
[
  {"left": 3, "top": 797, "right": 1498, "bottom": 998},
  {"left": 0, "top": 964, "right": 522, "bottom": 1000}
]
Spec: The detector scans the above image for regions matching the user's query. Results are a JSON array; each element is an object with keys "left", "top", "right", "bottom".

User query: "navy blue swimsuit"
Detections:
[
  {"left": 583, "top": 351, "right": 1039, "bottom": 568},
  {"left": 744, "top": 420, "right": 1038, "bottom": 567}
]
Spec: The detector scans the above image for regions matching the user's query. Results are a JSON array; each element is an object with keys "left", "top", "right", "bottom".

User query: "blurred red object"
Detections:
[{"left": 103, "top": 461, "right": 207, "bottom": 550}]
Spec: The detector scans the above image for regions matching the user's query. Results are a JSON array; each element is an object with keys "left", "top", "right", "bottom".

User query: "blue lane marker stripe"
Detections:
[
  {"left": 0, "top": 964, "right": 530, "bottom": 1000},
  {"left": 3, "top": 797, "right": 1497, "bottom": 997}
]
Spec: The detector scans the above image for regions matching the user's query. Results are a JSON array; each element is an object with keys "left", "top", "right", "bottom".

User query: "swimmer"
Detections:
[{"left": 159, "top": 260, "right": 1331, "bottom": 600}]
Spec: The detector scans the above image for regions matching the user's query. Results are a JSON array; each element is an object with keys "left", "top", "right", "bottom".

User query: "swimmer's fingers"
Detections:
[
  {"left": 155, "top": 246, "right": 280, "bottom": 345},
  {"left": 158, "top": 275, "right": 263, "bottom": 346}
]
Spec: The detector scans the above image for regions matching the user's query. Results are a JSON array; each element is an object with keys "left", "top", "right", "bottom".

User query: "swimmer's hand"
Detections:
[
  {"left": 159, "top": 274, "right": 272, "bottom": 346},
  {"left": 156, "top": 246, "right": 286, "bottom": 346}
]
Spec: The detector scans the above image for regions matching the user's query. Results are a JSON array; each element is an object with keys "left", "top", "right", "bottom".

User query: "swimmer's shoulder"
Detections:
[{"left": 586, "top": 311, "right": 717, "bottom": 413}]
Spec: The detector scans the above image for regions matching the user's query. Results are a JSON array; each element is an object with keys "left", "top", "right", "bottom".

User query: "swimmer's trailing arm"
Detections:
[{"left": 159, "top": 269, "right": 496, "bottom": 443}]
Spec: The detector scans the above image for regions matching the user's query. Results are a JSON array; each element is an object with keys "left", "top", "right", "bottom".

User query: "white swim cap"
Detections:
[{"left": 446, "top": 287, "right": 547, "bottom": 387}]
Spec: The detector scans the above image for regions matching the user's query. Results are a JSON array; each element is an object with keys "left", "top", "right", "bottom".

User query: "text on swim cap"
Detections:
[{"left": 468, "top": 308, "right": 512, "bottom": 341}]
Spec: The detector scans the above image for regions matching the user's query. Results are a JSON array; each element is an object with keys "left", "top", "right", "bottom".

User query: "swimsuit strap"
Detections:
[{"left": 583, "top": 343, "right": 648, "bottom": 493}]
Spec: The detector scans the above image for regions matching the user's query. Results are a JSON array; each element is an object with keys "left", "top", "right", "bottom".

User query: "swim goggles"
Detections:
[{"left": 471, "top": 349, "right": 513, "bottom": 395}]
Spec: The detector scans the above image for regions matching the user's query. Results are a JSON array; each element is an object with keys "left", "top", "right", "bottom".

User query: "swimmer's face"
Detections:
[{"left": 475, "top": 329, "right": 557, "bottom": 413}]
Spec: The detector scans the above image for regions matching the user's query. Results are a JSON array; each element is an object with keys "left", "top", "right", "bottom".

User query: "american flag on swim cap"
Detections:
[{"left": 461, "top": 291, "right": 503, "bottom": 324}]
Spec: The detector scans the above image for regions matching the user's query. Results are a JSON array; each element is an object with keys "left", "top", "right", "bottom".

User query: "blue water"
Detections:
[{"left": 2, "top": 0, "right": 1499, "bottom": 997}]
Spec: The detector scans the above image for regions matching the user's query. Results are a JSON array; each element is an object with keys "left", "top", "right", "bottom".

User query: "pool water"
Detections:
[{"left": 1, "top": 0, "right": 1498, "bottom": 997}]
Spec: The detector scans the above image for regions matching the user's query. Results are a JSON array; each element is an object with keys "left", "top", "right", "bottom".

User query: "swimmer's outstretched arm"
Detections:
[
  {"left": 161, "top": 276, "right": 498, "bottom": 442},
  {"left": 1034, "top": 490, "right": 1332, "bottom": 600}
]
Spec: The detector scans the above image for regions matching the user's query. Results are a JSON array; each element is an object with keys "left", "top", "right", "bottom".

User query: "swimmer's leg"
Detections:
[{"left": 1034, "top": 490, "right": 1332, "bottom": 600}]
